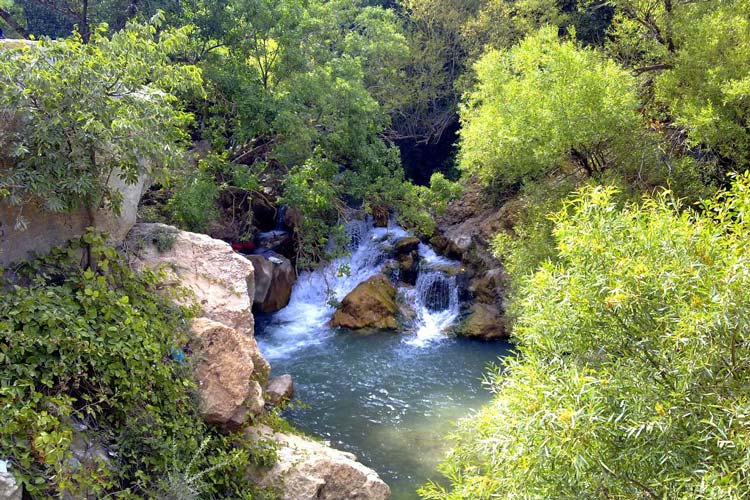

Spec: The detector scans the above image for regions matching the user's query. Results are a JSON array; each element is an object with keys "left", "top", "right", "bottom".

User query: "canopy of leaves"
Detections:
[
  {"left": 0, "top": 15, "right": 201, "bottom": 219},
  {"left": 422, "top": 174, "right": 750, "bottom": 499},
  {"left": 458, "top": 27, "right": 641, "bottom": 187}
]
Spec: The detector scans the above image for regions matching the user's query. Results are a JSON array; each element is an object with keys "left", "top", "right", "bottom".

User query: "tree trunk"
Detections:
[{"left": 0, "top": 8, "right": 30, "bottom": 39}]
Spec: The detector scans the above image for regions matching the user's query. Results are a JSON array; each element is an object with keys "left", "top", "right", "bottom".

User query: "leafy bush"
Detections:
[
  {"left": 422, "top": 174, "right": 750, "bottom": 499},
  {"left": 0, "top": 233, "right": 263, "bottom": 498},
  {"left": 459, "top": 27, "right": 641, "bottom": 187},
  {"left": 0, "top": 15, "right": 201, "bottom": 223}
]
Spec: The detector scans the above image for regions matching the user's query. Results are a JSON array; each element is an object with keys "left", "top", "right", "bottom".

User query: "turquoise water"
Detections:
[
  {"left": 256, "top": 321, "right": 509, "bottom": 499},
  {"left": 254, "top": 222, "right": 510, "bottom": 498}
]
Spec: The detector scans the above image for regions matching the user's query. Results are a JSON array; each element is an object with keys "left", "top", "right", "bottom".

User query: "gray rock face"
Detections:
[
  {"left": 0, "top": 171, "right": 149, "bottom": 267},
  {"left": 266, "top": 374, "right": 294, "bottom": 406},
  {"left": 246, "top": 426, "right": 390, "bottom": 500},
  {"left": 247, "top": 253, "right": 295, "bottom": 313}
]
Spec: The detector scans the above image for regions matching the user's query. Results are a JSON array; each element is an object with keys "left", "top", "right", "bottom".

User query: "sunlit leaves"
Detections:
[
  {"left": 422, "top": 174, "right": 750, "bottom": 499},
  {"left": 459, "top": 27, "right": 641, "bottom": 187}
]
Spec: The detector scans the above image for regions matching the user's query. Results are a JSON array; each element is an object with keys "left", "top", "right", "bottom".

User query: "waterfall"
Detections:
[
  {"left": 258, "top": 219, "right": 460, "bottom": 357},
  {"left": 406, "top": 270, "right": 460, "bottom": 347}
]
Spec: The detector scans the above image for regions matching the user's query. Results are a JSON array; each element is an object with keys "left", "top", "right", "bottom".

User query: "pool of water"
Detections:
[
  {"left": 254, "top": 221, "right": 510, "bottom": 498},
  {"left": 256, "top": 318, "right": 509, "bottom": 499}
]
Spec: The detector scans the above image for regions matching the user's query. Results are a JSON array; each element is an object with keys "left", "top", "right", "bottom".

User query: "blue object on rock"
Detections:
[{"left": 169, "top": 347, "right": 185, "bottom": 363}]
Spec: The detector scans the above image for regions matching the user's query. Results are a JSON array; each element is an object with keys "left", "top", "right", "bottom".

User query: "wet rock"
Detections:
[
  {"left": 266, "top": 374, "right": 294, "bottom": 406},
  {"left": 126, "top": 223, "right": 256, "bottom": 335},
  {"left": 0, "top": 461, "right": 21, "bottom": 500},
  {"left": 330, "top": 274, "right": 398, "bottom": 330},
  {"left": 397, "top": 252, "right": 419, "bottom": 286},
  {"left": 190, "top": 318, "right": 264, "bottom": 428},
  {"left": 246, "top": 425, "right": 390, "bottom": 500},
  {"left": 283, "top": 207, "right": 303, "bottom": 231},
  {"left": 371, "top": 205, "right": 389, "bottom": 228},
  {"left": 469, "top": 269, "right": 505, "bottom": 304},
  {"left": 458, "top": 303, "right": 508, "bottom": 340},
  {"left": 248, "top": 252, "right": 295, "bottom": 313},
  {"left": 393, "top": 236, "right": 420, "bottom": 256}
]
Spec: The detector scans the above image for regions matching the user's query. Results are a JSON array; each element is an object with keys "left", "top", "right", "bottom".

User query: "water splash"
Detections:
[
  {"left": 406, "top": 271, "right": 460, "bottom": 347},
  {"left": 258, "top": 220, "right": 461, "bottom": 358}
]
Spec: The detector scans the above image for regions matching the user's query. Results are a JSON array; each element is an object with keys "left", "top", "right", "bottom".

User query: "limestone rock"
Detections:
[
  {"left": 126, "top": 223, "right": 255, "bottom": 335},
  {"left": 246, "top": 426, "right": 390, "bottom": 500},
  {"left": 248, "top": 336, "right": 271, "bottom": 386},
  {"left": 266, "top": 374, "right": 294, "bottom": 406},
  {"left": 0, "top": 170, "right": 149, "bottom": 267},
  {"left": 190, "top": 318, "right": 263, "bottom": 428},
  {"left": 248, "top": 253, "right": 296, "bottom": 313},
  {"left": 330, "top": 275, "right": 398, "bottom": 330},
  {"left": 458, "top": 303, "right": 507, "bottom": 340}
]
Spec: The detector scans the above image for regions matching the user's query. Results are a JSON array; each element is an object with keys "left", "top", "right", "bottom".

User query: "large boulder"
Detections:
[
  {"left": 125, "top": 223, "right": 255, "bottom": 334},
  {"left": 247, "top": 253, "right": 295, "bottom": 313},
  {"left": 330, "top": 275, "right": 398, "bottom": 330},
  {"left": 190, "top": 318, "right": 265, "bottom": 428},
  {"left": 457, "top": 303, "right": 508, "bottom": 340},
  {"left": 393, "top": 236, "right": 420, "bottom": 256},
  {"left": 246, "top": 426, "right": 390, "bottom": 500},
  {"left": 0, "top": 171, "right": 149, "bottom": 267}
]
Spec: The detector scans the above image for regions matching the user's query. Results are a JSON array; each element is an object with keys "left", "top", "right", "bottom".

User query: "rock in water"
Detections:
[
  {"left": 330, "top": 274, "right": 398, "bottom": 330},
  {"left": 126, "top": 223, "right": 256, "bottom": 335},
  {"left": 190, "top": 318, "right": 264, "bottom": 428},
  {"left": 266, "top": 374, "right": 294, "bottom": 406},
  {"left": 393, "top": 236, "right": 420, "bottom": 256},
  {"left": 458, "top": 303, "right": 508, "bottom": 340},
  {"left": 246, "top": 426, "right": 390, "bottom": 500},
  {"left": 247, "top": 253, "right": 295, "bottom": 313}
]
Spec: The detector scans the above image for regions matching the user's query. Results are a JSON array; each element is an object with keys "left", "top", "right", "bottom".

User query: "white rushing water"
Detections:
[{"left": 259, "top": 219, "right": 462, "bottom": 358}]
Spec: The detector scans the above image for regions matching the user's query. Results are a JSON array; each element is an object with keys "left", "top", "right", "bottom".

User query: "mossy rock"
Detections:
[{"left": 330, "top": 274, "right": 398, "bottom": 330}]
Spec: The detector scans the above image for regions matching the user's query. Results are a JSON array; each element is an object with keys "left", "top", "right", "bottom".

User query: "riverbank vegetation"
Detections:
[{"left": 2, "top": 0, "right": 750, "bottom": 497}]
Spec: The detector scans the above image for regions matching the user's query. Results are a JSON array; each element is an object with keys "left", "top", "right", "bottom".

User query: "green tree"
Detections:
[
  {"left": 422, "top": 175, "right": 750, "bottom": 499},
  {"left": 0, "top": 15, "right": 201, "bottom": 227},
  {"left": 459, "top": 27, "right": 641, "bottom": 187}
]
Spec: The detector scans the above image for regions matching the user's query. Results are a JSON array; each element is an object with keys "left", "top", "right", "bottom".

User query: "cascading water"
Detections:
[
  {"left": 254, "top": 220, "right": 510, "bottom": 499},
  {"left": 408, "top": 270, "right": 460, "bottom": 346}
]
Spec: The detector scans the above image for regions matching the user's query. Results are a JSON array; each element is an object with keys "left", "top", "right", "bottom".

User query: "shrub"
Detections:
[
  {"left": 422, "top": 173, "right": 750, "bottom": 499},
  {"left": 0, "top": 233, "right": 262, "bottom": 498},
  {"left": 0, "top": 15, "right": 201, "bottom": 224}
]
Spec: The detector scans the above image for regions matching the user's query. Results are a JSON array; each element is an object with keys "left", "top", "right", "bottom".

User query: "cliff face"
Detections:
[
  {"left": 432, "top": 180, "right": 512, "bottom": 339},
  {"left": 0, "top": 171, "right": 149, "bottom": 267}
]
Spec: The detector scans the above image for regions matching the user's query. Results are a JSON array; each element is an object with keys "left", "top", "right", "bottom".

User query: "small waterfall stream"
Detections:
[{"left": 255, "top": 220, "right": 509, "bottom": 499}]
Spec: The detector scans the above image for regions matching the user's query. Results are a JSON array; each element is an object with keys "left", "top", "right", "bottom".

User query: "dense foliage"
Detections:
[
  {"left": 0, "top": 16, "right": 200, "bottom": 225},
  {"left": 459, "top": 27, "right": 641, "bottom": 187},
  {"left": 422, "top": 175, "right": 750, "bottom": 499},
  {"left": 0, "top": 234, "right": 273, "bottom": 498}
]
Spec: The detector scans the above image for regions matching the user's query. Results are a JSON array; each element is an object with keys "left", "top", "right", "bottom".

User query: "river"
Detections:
[{"left": 255, "top": 221, "right": 510, "bottom": 499}]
